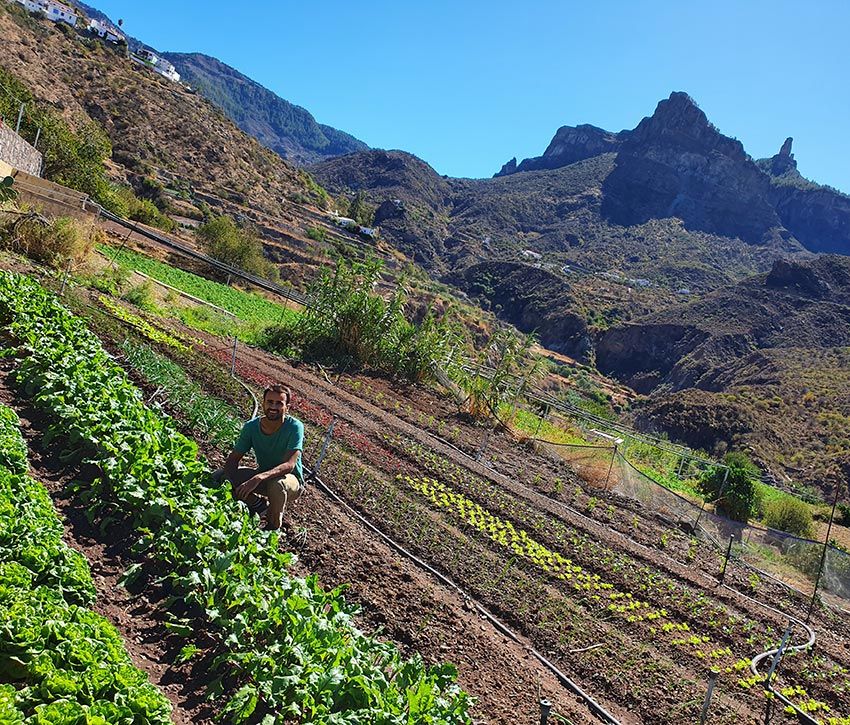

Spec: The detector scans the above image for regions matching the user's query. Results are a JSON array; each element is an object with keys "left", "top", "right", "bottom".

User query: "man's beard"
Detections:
[{"left": 266, "top": 409, "right": 282, "bottom": 419}]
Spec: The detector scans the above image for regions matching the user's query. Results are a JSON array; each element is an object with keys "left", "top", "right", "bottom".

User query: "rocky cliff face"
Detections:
[
  {"left": 495, "top": 124, "right": 625, "bottom": 176},
  {"left": 756, "top": 138, "right": 850, "bottom": 256},
  {"left": 454, "top": 261, "right": 591, "bottom": 360},
  {"left": 600, "top": 92, "right": 781, "bottom": 242},
  {"left": 598, "top": 255, "right": 850, "bottom": 393}
]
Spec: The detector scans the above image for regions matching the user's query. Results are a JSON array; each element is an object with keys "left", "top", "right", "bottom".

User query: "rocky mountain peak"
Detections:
[
  {"left": 624, "top": 91, "right": 746, "bottom": 160},
  {"left": 494, "top": 123, "right": 624, "bottom": 177}
]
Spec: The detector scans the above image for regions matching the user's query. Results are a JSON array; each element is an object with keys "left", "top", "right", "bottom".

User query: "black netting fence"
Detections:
[{"left": 528, "top": 403, "right": 850, "bottom": 611}]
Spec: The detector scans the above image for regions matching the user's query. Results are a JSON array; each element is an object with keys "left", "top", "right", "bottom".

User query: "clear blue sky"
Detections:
[{"left": 91, "top": 0, "right": 849, "bottom": 191}]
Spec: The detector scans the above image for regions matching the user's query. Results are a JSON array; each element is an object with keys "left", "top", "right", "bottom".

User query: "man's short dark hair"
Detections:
[{"left": 263, "top": 384, "right": 291, "bottom": 404}]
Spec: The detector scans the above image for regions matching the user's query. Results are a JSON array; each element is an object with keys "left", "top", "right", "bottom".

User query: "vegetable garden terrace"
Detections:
[{"left": 0, "top": 206, "right": 849, "bottom": 724}]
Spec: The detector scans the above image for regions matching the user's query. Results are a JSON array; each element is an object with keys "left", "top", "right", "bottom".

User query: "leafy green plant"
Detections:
[
  {"left": 0, "top": 403, "right": 172, "bottom": 723},
  {"left": 99, "top": 295, "right": 188, "bottom": 350},
  {"left": 763, "top": 496, "right": 814, "bottom": 537},
  {"left": 262, "top": 258, "right": 462, "bottom": 383},
  {"left": 0, "top": 270, "right": 472, "bottom": 724},
  {"left": 698, "top": 452, "right": 759, "bottom": 523},
  {"left": 457, "top": 328, "right": 542, "bottom": 421}
]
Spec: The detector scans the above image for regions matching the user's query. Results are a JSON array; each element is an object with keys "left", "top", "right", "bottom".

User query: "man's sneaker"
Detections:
[{"left": 247, "top": 496, "right": 269, "bottom": 516}]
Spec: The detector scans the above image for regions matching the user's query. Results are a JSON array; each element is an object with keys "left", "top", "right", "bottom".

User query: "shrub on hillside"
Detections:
[
  {"left": 763, "top": 496, "right": 814, "bottom": 538},
  {"left": 260, "top": 258, "right": 461, "bottom": 383},
  {"left": 110, "top": 186, "right": 175, "bottom": 232},
  {"left": 197, "top": 215, "right": 277, "bottom": 280},
  {"left": 0, "top": 214, "right": 101, "bottom": 268},
  {"left": 698, "top": 451, "right": 759, "bottom": 523},
  {"left": 306, "top": 226, "right": 326, "bottom": 242}
]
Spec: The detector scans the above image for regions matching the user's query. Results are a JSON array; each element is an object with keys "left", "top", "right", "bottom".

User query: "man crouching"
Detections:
[{"left": 216, "top": 383, "right": 304, "bottom": 530}]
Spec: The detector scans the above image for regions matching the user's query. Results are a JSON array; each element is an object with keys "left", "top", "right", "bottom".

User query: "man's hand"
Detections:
[{"left": 233, "top": 475, "right": 263, "bottom": 501}]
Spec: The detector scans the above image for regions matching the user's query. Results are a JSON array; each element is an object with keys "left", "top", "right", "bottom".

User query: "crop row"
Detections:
[
  {"left": 0, "top": 403, "right": 173, "bottom": 724},
  {"left": 387, "top": 443, "right": 850, "bottom": 720},
  {"left": 120, "top": 338, "right": 242, "bottom": 451},
  {"left": 0, "top": 271, "right": 472, "bottom": 724},
  {"left": 99, "top": 294, "right": 191, "bottom": 351},
  {"left": 102, "top": 244, "right": 298, "bottom": 329}
]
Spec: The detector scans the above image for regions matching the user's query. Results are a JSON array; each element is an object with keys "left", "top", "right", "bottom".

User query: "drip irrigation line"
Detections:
[
  {"left": 537, "top": 439, "right": 614, "bottom": 451},
  {"left": 233, "top": 376, "right": 258, "bottom": 419},
  {"left": 308, "top": 471, "right": 622, "bottom": 725}
]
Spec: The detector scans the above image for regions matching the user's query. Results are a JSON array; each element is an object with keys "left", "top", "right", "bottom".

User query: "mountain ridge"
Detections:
[{"left": 161, "top": 52, "right": 368, "bottom": 165}]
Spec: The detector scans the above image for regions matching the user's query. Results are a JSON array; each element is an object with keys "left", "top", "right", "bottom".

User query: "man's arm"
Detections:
[
  {"left": 257, "top": 450, "right": 301, "bottom": 481},
  {"left": 221, "top": 449, "right": 245, "bottom": 482}
]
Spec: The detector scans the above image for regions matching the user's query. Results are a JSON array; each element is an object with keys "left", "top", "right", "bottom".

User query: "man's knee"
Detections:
[{"left": 266, "top": 474, "right": 302, "bottom": 504}]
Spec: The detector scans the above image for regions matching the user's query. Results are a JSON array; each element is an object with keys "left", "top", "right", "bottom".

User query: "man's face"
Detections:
[{"left": 263, "top": 391, "right": 287, "bottom": 420}]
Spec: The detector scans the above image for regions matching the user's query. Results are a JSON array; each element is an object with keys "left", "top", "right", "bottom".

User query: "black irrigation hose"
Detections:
[{"left": 307, "top": 471, "right": 621, "bottom": 725}]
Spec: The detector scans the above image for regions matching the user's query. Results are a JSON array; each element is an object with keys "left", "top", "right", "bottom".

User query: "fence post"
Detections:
[
  {"left": 475, "top": 425, "right": 493, "bottom": 462},
  {"left": 15, "top": 103, "right": 24, "bottom": 134},
  {"left": 532, "top": 403, "right": 549, "bottom": 443},
  {"left": 807, "top": 480, "right": 843, "bottom": 623},
  {"left": 59, "top": 256, "right": 73, "bottom": 296},
  {"left": 310, "top": 418, "right": 337, "bottom": 479},
  {"left": 539, "top": 699, "right": 552, "bottom": 725},
  {"left": 719, "top": 534, "right": 734, "bottom": 585},
  {"left": 34, "top": 126, "right": 41, "bottom": 150},
  {"left": 604, "top": 443, "right": 618, "bottom": 489},
  {"left": 699, "top": 670, "right": 718, "bottom": 725},
  {"left": 230, "top": 336, "right": 238, "bottom": 377}
]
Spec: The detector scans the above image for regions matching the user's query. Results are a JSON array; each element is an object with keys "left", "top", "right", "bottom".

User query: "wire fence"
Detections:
[{"left": 537, "top": 432, "right": 850, "bottom": 611}]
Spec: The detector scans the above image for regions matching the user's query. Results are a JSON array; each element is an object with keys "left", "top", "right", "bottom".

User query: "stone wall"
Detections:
[{"left": 0, "top": 123, "right": 42, "bottom": 176}]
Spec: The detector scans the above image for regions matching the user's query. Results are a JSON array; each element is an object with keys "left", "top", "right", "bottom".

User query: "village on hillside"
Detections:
[{"left": 8, "top": 0, "right": 182, "bottom": 83}]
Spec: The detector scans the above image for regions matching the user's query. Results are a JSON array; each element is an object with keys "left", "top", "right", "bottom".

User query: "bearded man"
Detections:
[{"left": 217, "top": 383, "right": 304, "bottom": 530}]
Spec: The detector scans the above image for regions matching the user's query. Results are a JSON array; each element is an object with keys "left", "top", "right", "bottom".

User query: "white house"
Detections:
[
  {"left": 87, "top": 18, "right": 125, "bottom": 44},
  {"left": 13, "top": 0, "right": 44, "bottom": 14},
  {"left": 156, "top": 59, "right": 180, "bottom": 83},
  {"left": 15, "top": 0, "right": 79, "bottom": 26},
  {"left": 131, "top": 48, "right": 181, "bottom": 83}
]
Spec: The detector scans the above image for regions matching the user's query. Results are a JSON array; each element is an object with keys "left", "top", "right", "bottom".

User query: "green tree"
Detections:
[
  {"left": 196, "top": 216, "right": 276, "bottom": 279},
  {"left": 698, "top": 452, "right": 759, "bottom": 523},
  {"left": 0, "top": 66, "right": 118, "bottom": 212},
  {"left": 347, "top": 191, "right": 375, "bottom": 227}
]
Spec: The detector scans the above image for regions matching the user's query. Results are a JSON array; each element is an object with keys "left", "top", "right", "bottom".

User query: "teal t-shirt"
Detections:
[{"left": 234, "top": 416, "right": 305, "bottom": 482}]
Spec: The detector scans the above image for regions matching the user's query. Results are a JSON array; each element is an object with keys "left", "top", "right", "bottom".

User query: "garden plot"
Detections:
[
  {"left": 12, "top": 260, "right": 850, "bottom": 723},
  {"left": 190, "top": 332, "right": 850, "bottom": 724}
]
